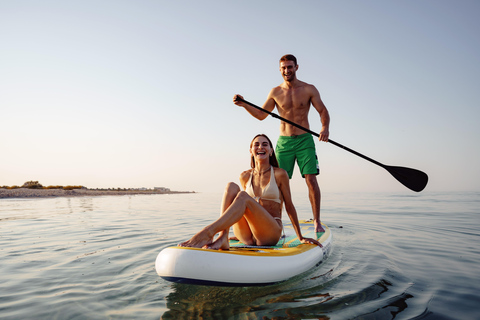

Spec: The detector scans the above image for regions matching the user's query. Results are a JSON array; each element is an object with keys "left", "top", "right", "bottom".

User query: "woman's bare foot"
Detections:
[
  {"left": 178, "top": 228, "right": 213, "bottom": 248},
  {"left": 204, "top": 234, "right": 230, "bottom": 250}
]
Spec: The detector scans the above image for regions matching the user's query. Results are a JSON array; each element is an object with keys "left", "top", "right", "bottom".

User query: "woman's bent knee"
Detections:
[
  {"left": 225, "top": 182, "right": 240, "bottom": 195},
  {"left": 236, "top": 190, "right": 251, "bottom": 202}
]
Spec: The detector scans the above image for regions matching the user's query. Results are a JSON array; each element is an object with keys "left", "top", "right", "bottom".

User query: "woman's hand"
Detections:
[{"left": 300, "top": 237, "right": 323, "bottom": 248}]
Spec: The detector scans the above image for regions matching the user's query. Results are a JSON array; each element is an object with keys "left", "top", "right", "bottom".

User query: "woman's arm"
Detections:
[{"left": 276, "top": 168, "right": 322, "bottom": 247}]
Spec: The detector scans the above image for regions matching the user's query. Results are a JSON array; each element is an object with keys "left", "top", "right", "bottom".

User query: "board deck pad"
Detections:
[{"left": 229, "top": 220, "right": 323, "bottom": 249}]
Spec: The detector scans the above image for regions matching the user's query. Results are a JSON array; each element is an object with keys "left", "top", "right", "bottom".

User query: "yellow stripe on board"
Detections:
[{"left": 169, "top": 223, "right": 330, "bottom": 257}]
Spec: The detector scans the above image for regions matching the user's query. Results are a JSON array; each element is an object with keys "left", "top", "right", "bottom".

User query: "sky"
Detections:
[{"left": 1, "top": 0, "right": 479, "bottom": 194}]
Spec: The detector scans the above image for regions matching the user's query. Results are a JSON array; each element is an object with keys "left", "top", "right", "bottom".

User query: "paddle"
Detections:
[{"left": 235, "top": 97, "right": 428, "bottom": 192}]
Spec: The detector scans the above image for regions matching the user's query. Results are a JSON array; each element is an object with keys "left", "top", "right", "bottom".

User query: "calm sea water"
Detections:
[{"left": 1, "top": 191, "right": 479, "bottom": 319}]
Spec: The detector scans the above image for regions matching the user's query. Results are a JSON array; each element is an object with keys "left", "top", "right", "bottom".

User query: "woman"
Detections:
[{"left": 179, "top": 134, "right": 321, "bottom": 250}]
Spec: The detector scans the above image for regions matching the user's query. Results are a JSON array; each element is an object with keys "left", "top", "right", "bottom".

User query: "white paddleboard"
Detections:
[{"left": 155, "top": 220, "right": 332, "bottom": 286}]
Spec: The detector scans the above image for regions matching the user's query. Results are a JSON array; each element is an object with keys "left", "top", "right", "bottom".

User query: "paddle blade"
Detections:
[{"left": 385, "top": 166, "right": 428, "bottom": 192}]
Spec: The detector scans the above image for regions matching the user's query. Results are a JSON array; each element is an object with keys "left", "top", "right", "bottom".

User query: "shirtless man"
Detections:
[{"left": 233, "top": 54, "right": 330, "bottom": 232}]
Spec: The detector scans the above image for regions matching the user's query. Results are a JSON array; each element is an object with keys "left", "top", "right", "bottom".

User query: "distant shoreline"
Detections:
[{"left": 0, "top": 188, "right": 195, "bottom": 199}]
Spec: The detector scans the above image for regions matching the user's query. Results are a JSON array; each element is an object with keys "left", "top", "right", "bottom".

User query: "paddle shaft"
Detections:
[{"left": 237, "top": 97, "right": 386, "bottom": 168}]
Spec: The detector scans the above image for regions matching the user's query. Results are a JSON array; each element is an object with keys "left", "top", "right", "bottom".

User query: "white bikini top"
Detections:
[{"left": 245, "top": 166, "right": 282, "bottom": 204}]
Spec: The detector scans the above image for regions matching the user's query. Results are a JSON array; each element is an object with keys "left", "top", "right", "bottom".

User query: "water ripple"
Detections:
[{"left": 1, "top": 192, "right": 479, "bottom": 319}]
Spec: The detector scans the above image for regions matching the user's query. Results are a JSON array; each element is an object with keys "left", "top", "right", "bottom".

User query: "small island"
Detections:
[{"left": 0, "top": 181, "right": 195, "bottom": 199}]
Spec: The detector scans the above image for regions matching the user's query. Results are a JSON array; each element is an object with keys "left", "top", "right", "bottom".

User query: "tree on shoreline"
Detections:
[{"left": 22, "top": 181, "right": 43, "bottom": 189}]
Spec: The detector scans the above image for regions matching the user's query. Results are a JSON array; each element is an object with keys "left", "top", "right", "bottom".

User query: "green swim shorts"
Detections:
[{"left": 275, "top": 133, "right": 319, "bottom": 179}]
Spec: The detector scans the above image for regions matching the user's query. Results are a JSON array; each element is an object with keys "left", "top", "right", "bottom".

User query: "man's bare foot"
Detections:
[
  {"left": 204, "top": 234, "right": 230, "bottom": 250},
  {"left": 314, "top": 220, "right": 325, "bottom": 233}
]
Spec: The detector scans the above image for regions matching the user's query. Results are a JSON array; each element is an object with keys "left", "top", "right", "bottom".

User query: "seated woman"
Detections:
[{"left": 179, "top": 134, "right": 321, "bottom": 250}]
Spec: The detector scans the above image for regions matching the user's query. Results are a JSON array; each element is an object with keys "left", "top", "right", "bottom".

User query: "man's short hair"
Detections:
[{"left": 280, "top": 54, "right": 297, "bottom": 66}]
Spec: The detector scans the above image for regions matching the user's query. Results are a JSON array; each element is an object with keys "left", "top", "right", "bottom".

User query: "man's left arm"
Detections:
[{"left": 310, "top": 85, "right": 330, "bottom": 142}]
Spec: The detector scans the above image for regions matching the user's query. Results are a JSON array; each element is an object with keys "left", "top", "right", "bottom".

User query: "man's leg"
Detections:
[
  {"left": 276, "top": 135, "right": 297, "bottom": 179},
  {"left": 296, "top": 134, "right": 324, "bottom": 232},
  {"left": 305, "top": 174, "right": 325, "bottom": 232}
]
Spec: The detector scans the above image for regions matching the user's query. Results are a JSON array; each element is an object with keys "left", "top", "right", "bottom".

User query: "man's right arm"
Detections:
[{"left": 233, "top": 91, "right": 276, "bottom": 121}]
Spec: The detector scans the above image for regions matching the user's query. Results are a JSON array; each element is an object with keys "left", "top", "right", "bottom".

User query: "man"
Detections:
[{"left": 233, "top": 54, "right": 330, "bottom": 232}]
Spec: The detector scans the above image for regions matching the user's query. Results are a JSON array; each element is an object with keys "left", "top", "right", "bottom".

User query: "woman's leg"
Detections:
[
  {"left": 203, "top": 182, "right": 241, "bottom": 249},
  {"left": 211, "top": 191, "right": 282, "bottom": 246},
  {"left": 178, "top": 182, "right": 241, "bottom": 249},
  {"left": 232, "top": 193, "right": 282, "bottom": 246},
  {"left": 179, "top": 183, "right": 282, "bottom": 249}
]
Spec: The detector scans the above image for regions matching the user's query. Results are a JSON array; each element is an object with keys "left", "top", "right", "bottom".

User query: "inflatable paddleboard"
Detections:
[{"left": 155, "top": 220, "right": 332, "bottom": 286}]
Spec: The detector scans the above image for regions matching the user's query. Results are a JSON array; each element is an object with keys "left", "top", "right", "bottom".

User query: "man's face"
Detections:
[{"left": 279, "top": 60, "right": 298, "bottom": 81}]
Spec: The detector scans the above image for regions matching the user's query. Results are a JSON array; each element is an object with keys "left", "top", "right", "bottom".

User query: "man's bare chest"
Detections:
[{"left": 274, "top": 87, "right": 311, "bottom": 110}]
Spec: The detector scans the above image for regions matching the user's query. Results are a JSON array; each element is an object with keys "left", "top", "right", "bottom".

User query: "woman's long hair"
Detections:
[{"left": 250, "top": 134, "right": 279, "bottom": 169}]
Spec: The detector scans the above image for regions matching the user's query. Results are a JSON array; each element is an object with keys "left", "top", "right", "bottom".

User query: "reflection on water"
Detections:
[
  {"left": 78, "top": 197, "right": 94, "bottom": 212},
  {"left": 161, "top": 268, "right": 412, "bottom": 320},
  {"left": 160, "top": 226, "right": 416, "bottom": 320},
  {"left": 0, "top": 192, "right": 479, "bottom": 319}
]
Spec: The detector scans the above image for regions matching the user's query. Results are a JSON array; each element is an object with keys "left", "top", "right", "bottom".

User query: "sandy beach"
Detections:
[{"left": 0, "top": 188, "right": 194, "bottom": 199}]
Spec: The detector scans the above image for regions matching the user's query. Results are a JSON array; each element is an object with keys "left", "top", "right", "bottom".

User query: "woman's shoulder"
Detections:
[
  {"left": 273, "top": 166, "right": 288, "bottom": 178},
  {"left": 240, "top": 169, "right": 253, "bottom": 181}
]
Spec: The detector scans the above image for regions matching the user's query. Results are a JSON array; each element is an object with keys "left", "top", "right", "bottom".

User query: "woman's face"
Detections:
[{"left": 250, "top": 136, "right": 272, "bottom": 161}]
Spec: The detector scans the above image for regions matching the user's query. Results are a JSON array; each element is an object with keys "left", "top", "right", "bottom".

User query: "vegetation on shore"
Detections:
[
  {"left": 1, "top": 181, "right": 84, "bottom": 190},
  {"left": 1, "top": 181, "right": 185, "bottom": 193},
  {"left": 1, "top": 181, "right": 86, "bottom": 190}
]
